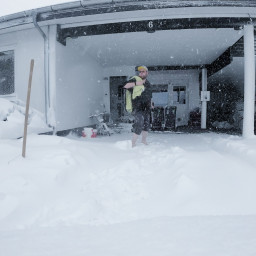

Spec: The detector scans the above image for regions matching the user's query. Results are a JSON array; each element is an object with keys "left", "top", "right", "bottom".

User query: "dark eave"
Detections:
[
  {"left": 206, "top": 48, "right": 233, "bottom": 77},
  {"left": 57, "top": 17, "right": 256, "bottom": 45},
  {"left": 139, "top": 65, "right": 202, "bottom": 71},
  {"left": 207, "top": 34, "right": 256, "bottom": 77}
]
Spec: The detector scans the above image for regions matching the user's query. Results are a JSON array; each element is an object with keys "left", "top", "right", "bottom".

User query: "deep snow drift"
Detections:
[
  {"left": 0, "top": 98, "right": 51, "bottom": 139},
  {"left": 1, "top": 131, "right": 256, "bottom": 229},
  {"left": 0, "top": 99, "right": 256, "bottom": 255},
  {"left": 0, "top": 125, "right": 256, "bottom": 255}
]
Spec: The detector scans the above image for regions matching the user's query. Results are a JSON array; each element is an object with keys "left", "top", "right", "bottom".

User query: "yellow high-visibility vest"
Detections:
[{"left": 125, "top": 76, "right": 144, "bottom": 113}]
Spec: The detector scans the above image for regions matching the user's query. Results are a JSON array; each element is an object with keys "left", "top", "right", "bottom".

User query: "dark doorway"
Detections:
[{"left": 109, "top": 76, "right": 127, "bottom": 122}]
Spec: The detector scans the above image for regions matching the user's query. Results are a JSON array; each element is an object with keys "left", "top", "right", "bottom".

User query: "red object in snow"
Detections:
[
  {"left": 91, "top": 129, "right": 97, "bottom": 138},
  {"left": 82, "top": 128, "right": 97, "bottom": 138}
]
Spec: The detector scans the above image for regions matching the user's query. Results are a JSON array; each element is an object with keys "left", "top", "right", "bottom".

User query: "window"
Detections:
[
  {"left": 152, "top": 84, "right": 168, "bottom": 107},
  {"left": 0, "top": 50, "right": 14, "bottom": 95},
  {"left": 152, "top": 92, "right": 168, "bottom": 107},
  {"left": 173, "top": 86, "right": 186, "bottom": 104}
]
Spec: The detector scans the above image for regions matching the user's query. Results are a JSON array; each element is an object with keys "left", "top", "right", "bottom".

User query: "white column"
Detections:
[
  {"left": 48, "top": 25, "right": 57, "bottom": 130},
  {"left": 44, "top": 29, "right": 50, "bottom": 125},
  {"left": 201, "top": 68, "right": 207, "bottom": 129},
  {"left": 243, "top": 24, "right": 255, "bottom": 138}
]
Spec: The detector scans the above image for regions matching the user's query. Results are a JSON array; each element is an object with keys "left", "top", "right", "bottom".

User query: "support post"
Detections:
[
  {"left": 33, "top": 13, "right": 49, "bottom": 126},
  {"left": 243, "top": 24, "right": 255, "bottom": 138},
  {"left": 48, "top": 25, "right": 57, "bottom": 133},
  {"left": 201, "top": 68, "right": 208, "bottom": 129}
]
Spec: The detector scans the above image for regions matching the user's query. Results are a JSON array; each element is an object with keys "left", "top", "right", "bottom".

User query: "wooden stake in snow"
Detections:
[{"left": 22, "top": 59, "right": 34, "bottom": 158}]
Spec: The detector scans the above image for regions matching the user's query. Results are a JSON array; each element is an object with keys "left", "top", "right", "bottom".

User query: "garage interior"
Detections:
[{"left": 56, "top": 18, "right": 255, "bottom": 133}]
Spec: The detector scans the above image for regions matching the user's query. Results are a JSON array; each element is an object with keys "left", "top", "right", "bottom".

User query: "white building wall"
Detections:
[
  {"left": 149, "top": 70, "right": 200, "bottom": 126},
  {"left": 55, "top": 39, "right": 104, "bottom": 131},
  {"left": 0, "top": 28, "right": 46, "bottom": 113}
]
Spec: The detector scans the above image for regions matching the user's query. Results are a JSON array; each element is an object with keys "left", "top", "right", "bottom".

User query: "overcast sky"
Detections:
[{"left": 0, "top": 0, "right": 76, "bottom": 17}]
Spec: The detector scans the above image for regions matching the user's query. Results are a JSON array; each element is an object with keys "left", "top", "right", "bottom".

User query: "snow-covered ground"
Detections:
[
  {"left": 0, "top": 115, "right": 256, "bottom": 255},
  {"left": 0, "top": 98, "right": 51, "bottom": 139}
]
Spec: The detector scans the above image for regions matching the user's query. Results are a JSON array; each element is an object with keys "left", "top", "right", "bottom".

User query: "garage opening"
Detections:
[{"left": 55, "top": 19, "right": 246, "bottom": 134}]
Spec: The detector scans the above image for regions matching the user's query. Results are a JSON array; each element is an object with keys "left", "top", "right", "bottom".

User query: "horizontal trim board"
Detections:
[
  {"left": 137, "top": 66, "right": 201, "bottom": 71},
  {"left": 57, "top": 17, "right": 255, "bottom": 45}
]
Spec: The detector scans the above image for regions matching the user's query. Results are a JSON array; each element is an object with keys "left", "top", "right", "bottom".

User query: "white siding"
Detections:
[
  {"left": 0, "top": 28, "right": 45, "bottom": 113},
  {"left": 149, "top": 70, "right": 200, "bottom": 126},
  {"left": 55, "top": 39, "right": 104, "bottom": 130}
]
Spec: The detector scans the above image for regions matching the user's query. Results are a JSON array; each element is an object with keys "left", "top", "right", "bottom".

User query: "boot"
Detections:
[{"left": 141, "top": 131, "right": 148, "bottom": 145}]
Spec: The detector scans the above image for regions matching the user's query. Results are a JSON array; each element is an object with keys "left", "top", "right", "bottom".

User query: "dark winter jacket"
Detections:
[{"left": 127, "top": 78, "right": 153, "bottom": 112}]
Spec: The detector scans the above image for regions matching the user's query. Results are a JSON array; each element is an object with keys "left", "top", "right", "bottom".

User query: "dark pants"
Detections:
[{"left": 132, "top": 110, "right": 151, "bottom": 135}]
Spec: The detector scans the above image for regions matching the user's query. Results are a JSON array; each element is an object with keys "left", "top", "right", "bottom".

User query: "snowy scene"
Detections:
[
  {"left": 1, "top": 110, "right": 256, "bottom": 255},
  {"left": 1, "top": 0, "right": 256, "bottom": 255}
]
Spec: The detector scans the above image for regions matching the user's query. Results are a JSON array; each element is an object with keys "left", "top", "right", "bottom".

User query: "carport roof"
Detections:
[
  {"left": 0, "top": 0, "right": 255, "bottom": 75},
  {"left": 2, "top": 0, "right": 256, "bottom": 24},
  {"left": 70, "top": 28, "right": 242, "bottom": 68}
]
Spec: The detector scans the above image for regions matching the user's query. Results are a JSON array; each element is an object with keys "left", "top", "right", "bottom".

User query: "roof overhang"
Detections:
[
  {"left": 65, "top": 27, "right": 243, "bottom": 69},
  {"left": 1, "top": 0, "right": 256, "bottom": 32},
  {"left": 0, "top": 0, "right": 254, "bottom": 81},
  {"left": 37, "top": 0, "right": 256, "bottom": 23},
  {"left": 57, "top": 17, "right": 253, "bottom": 45}
]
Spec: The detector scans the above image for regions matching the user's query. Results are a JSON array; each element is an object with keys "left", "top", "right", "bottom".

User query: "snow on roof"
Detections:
[
  {"left": 0, "top": 0, "right": 76, "bottom": 18},
  {"left": 1, "top": 0, "right": 256, "bottom": 22}
]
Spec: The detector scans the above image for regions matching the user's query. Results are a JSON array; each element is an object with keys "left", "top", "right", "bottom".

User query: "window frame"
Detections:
[
  {"left": 173, "top": 85, "right": 187, "bottom": 105},
  {"left": 0, "top": 47, "right": 15, "bottom": 97}
]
